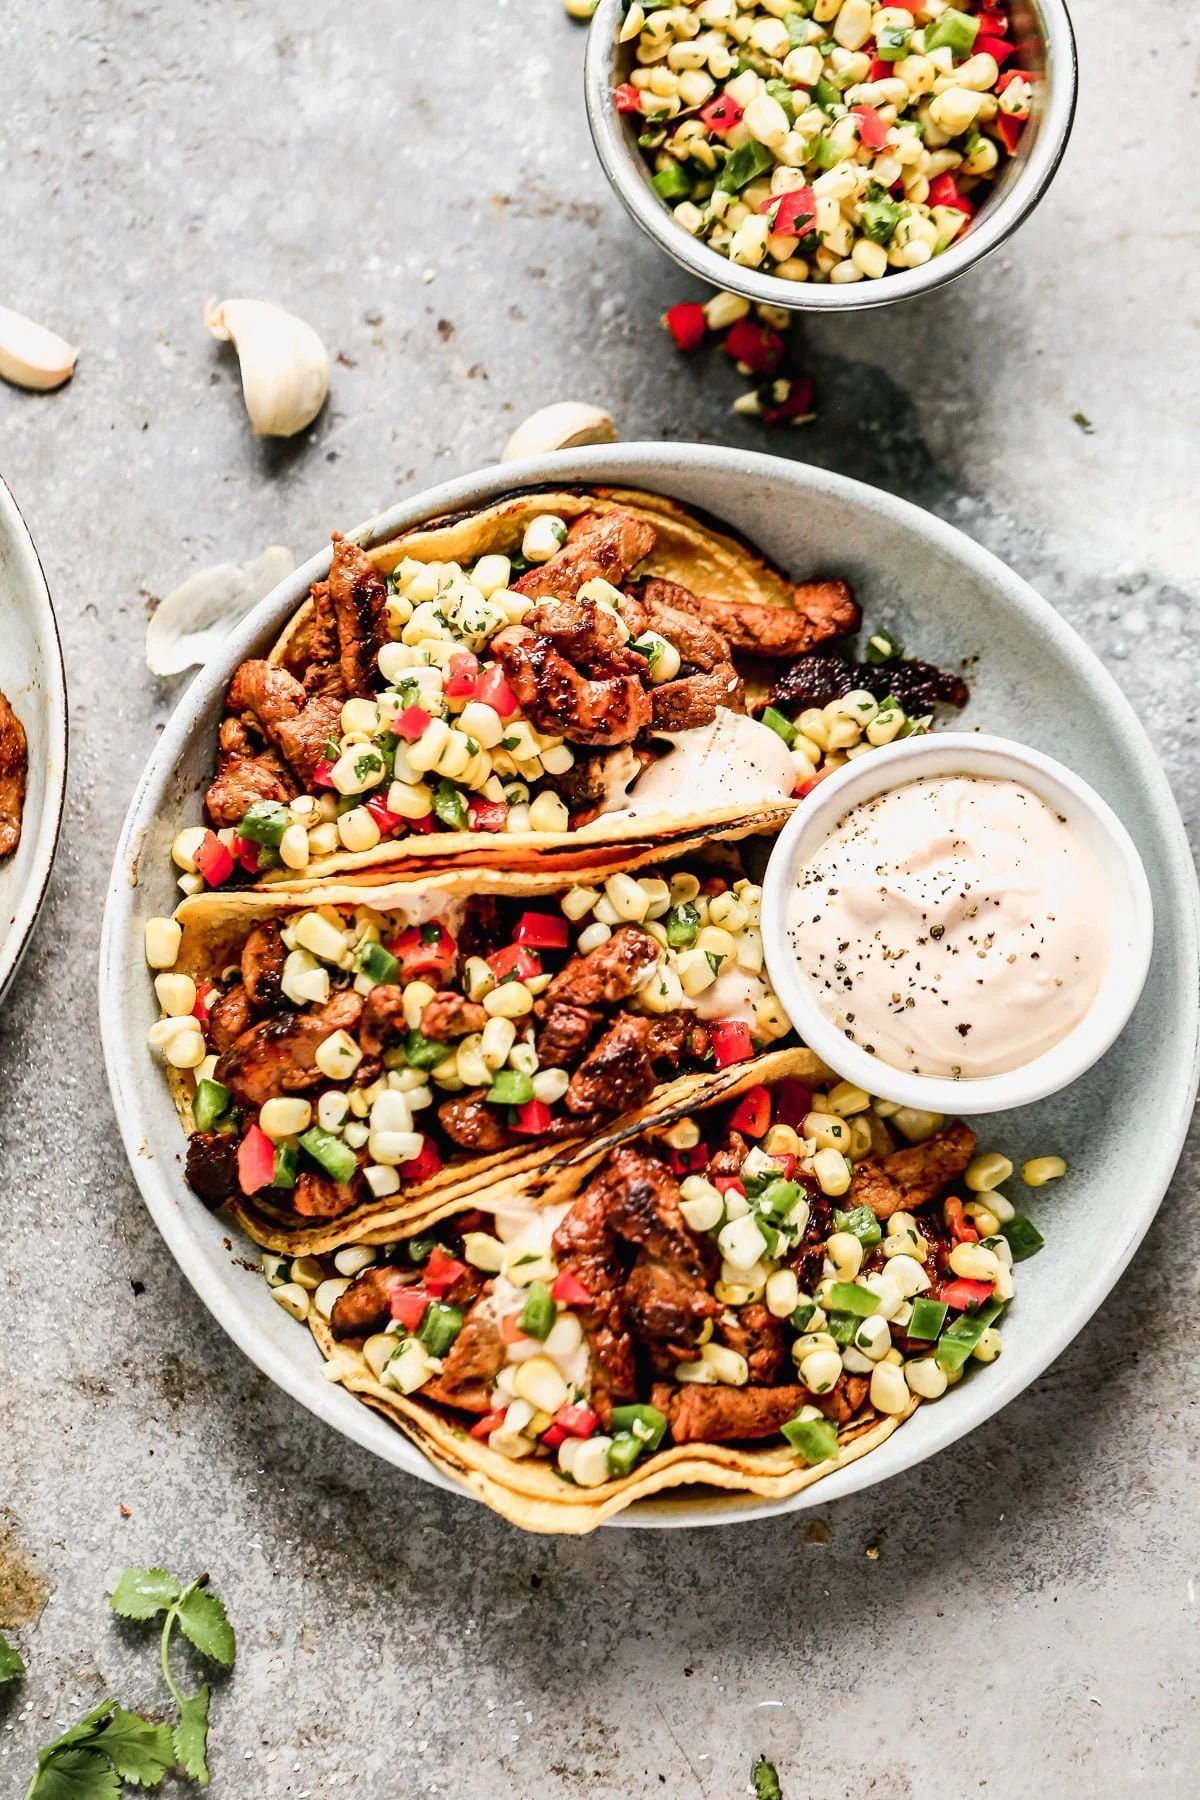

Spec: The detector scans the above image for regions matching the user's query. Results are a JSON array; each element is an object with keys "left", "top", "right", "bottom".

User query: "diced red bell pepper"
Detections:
[
  {"left": 191, "top": 981, "right": 221, "bottom": 1030},
  {"left": 365, "top": 794, "right": 403, "bottom": 837},
  {"left": 444, "top": 651, "right": 479, "bottom": 699},
  {"left": 512, "top": 1098, "right": 553, "bottom": 1136},
  {"left": 996, "top": 111, "right": 1024, "bottom": 154},
  {"left": 762, "top": 184, "right": 817, "bottom": 239},
  {"left": 774, "top": 1080, "right": 813, "bottom": 1130},
  {"left": 729, "top": 1086, "right": 771, "bottom": 1140},
  {"left": 487, "top": 942, "right": 542, "bottom": 982},
  {"left": 669, "top": 1145, "right": 709, "bottom": 1176},
  {"left": 714, "top": 1176, "right": 746, "bottom": 1199},
  {"left": 723, "top": 317, "right": 784, "bottom": 378},
  {"left": 194, "top": 830, "right": 235, "bottom": 888},
  {"left": 469, "top": 1407, "right": 508, "bottom": 1439},
  {"left": 868, "top": 56, "right": 891, "bottom": 81},
  {"left": 387, "top": 922, "right": 458, "bottom": 980},
  {"left": 700, "top": 91, "right": 744, "bottom": 137},
  {"left": 395, "top": 705, "right": 432, "bottom": 743},
  {"left": 614, "top": 82, "right": 642, "bottom": 115},
  {"left": 795, "top": 763, "right": 839, "bottom": 799},
  {"left": 423, "top": 1246, "right": 469, "bottom": 1297},
  {"left": 940, "top": 1278, "right": 994, "bottom": 1312},
  {"left": 996, "top": 67, "right": 1031, "bottom": 107},
  {"left": 664, "top": 302, "right": 707, "bottom": 354},
  {"left": 927, "top": 173, "right": 974, "bottom": 216},
  {"left": 944, "top": 1197, "right": 979, "bottom": 1244},
  {"left": 391, "top": 1287, "right": 431, "bottom": 1331},
  {"left": 514, "top": 911, "right": 570, "bottom": 951},
  {"left": 852, "top": 104, "right": 890, "bottom": 151},
  {"left": 553, "top": 1402, "right": 600, "bottom": 1438},
  {"left": 762, "top": 375, "right": 815, "bottom": 427},
  {"left": 710, "top": 1019, "right": 755, "bottom": 1068},
  {"left": 467, "top": 797, "right": 508, "bottom": 833},
  {"left": 888, "top": 0, "right": 921, "bottom": 9},
  {"left": 311, "top": 758, "right": 336, "bottom": 790},
  {"left": 231, "top": 835, "right": 261, "bottom": 875},
  {"left": 978, "top": 6, "right": 1009, "bottom": 34},
  {"left": 551, "top": 1270, "right": 592, "bottom": 1307},
  {"left": 237, "top": 1124, "right": 278, "bottom": 1195},
  {"left": 772, "top": 1153, "right": 798, "bottom": 1180},
  {"left": 700, "top": 876, "right": 728, "bottom": 896},
  {"left": 975, "top": 33, "right": 1014, "bottom": 65},
  {"left": 476, "top": 666, "right": 519, "bottom": 719},
  {"left": 540, "top": 1423, "right": 568, "bottom": 1450},
  {"left": 399, "top": 1139, "right": 444, "bottom": 1183},
  {"left": 407, "top": 810, "right": 439, "bottom": 834}
]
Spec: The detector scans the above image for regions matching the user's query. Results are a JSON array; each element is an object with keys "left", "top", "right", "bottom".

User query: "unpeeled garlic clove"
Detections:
[
  {"left": 204, "top": 298, "right": 329, "bottom": 437},
  {"left": 0, "top": 305, "right": 78, "bottom": 391},
  {"left": 146, "top": 545, "right": 296, "bottom": 675},
  {"left": 501, "top": 402, "right": 618, "bottom": 463}
]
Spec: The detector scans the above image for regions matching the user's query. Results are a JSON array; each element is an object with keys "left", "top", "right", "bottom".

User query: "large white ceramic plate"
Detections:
[
  {"left": 99, "top": 446, "right": 1200, "bottom": 1529},
  {"left": 0, "top": 475, "right": 67, "bottom": 1006}
]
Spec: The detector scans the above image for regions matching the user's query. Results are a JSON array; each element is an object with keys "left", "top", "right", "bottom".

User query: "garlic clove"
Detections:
[
  {"left": 204, "top": 298, "right": 329, "bottom": 438},
  {"left": 0, "top": 306, "right": 78, "bottom": 391},
  {"left": 146, "top": 545, "right": 295, "bottom": 675},
  {"left": 501, "top": 402, "right": 618, "bottom": 463}
]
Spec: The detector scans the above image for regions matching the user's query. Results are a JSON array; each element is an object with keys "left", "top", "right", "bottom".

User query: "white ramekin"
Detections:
[{"left": 761, "top": 732, "right": 1154, "bottom": 1113}]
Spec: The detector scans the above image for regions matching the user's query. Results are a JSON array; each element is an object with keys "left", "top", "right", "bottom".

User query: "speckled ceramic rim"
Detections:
[
  {"left": 0, "top": 474, "right": 68, "bottom": 1007},
  {"left": 100, "top": 444, "right": 1199, "bottom": 1531},
  {"left": 584, "top": 0, "right": 1078, "bottom": 312},
  {"left": 760, "top": 733, "right": 1154, "bottom": 1113}
]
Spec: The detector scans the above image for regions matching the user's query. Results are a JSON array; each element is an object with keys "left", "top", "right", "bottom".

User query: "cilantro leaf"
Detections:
[
  {"left": 174, "top": 1588, "right": 236, "bottom": 1668},
  {"left": 173, "top": 1687, "right": 211, "bottom": 1787},
  {"left": 109, "top": 1569, "right": 181, "bottom": 1621},
  {"left": 753, "top": 1757, "right": 783, "bottom": 1800},
  {"left": 91, "top": 1709, "right": 174, "bottom": 1789},
  {"left": 0, "top": 1627, "right": 25, "bottom": 1681},
  {"left": 28, "top": 1747, "right": 122, "bottom": 1800}
]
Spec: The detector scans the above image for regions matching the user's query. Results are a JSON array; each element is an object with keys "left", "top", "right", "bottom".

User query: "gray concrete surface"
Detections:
[{"left": 2, "top": 2, "right": 1198, "bottom": 1795}]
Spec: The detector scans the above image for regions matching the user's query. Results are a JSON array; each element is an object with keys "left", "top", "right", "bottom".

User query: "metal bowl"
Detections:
[{"left": 584, "top": 0, "right": 1077, "bottom": 311}]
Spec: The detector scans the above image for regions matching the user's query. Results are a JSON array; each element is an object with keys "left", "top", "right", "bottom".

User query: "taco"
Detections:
[
  {"left": 148, "top": 844, "right": 816, "bottom": 1256},
  {"left": 185, "top": 485, "right": 865, "bottom": 890},
  {"left": 271, "top": 1048, "right": 1021, "bottom": 1534}
]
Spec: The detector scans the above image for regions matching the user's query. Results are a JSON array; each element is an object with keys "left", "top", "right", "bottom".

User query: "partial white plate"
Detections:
[
  {"left": 100, "top": 445, "right": 1200, "bottom": 1529},
  {"left": 0, "top": 475, "right": 67, "bottom": 1005}
]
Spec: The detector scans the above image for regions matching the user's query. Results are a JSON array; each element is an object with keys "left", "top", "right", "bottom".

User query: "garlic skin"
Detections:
[
  {"left": 146, "top": 545, "right": 295, "bottom": 675},
  {"left": 0, "top": 306, "right": 78, "bottom": 391},
  {"left": 501, "top": 402, "right": 617, "bottom": 463},
  {"left": 204, "top": 298, "right": 329, "bottom": 437}
]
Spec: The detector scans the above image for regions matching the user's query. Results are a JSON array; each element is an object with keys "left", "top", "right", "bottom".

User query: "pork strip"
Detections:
[
  {"left": 513, "top": 508, "right": 657, "bottom": 602},
  {"left": 649, "top": 664, "right": 744, "bottom": 732},
  {"left": 534, "top": 1000, "right": 599, "bottom": 1069},
  {"left": 545, "top": 924, "right": 659, "bottom": 1008},
  {"left": 551, "top": 1176, "right": 638, "bottom": 1420},
  {"left": 491, "top": 624, "right": 652, "bottom": 748},
  {"left": 327, "top": 532, "right": 389, "bottom": 696},
  {"left": 422, "top": 1306, "right": 506, "bottom": 1414},
  {"left": 207, "top": 983, "right": 253, "bottom": 1054},
  {"left": 241, "top": 920, "right": 285, "bottom": 1011},
  {"left": 291, "top": 1166, "right": 363, "bottom": 1220},
  {"left": 330, "top": 1264, "right": 418, "bottom": 1339},
  {"left": 437, "top": 1091, "right": 511, "bottom": 1152},
  {"left": 184, "top": 1131, "right": 240, "bottom": 1210},
  {"left": 303, "top": 579, "right": 345, "bottom": 697},
  {"left": 0, "top": 691, "right": 27, "bottom": 858},
  {"left": 849, "top": 1121, "right": 977, "bottom": 1221},
  {"left": 273, "top": 691, "right": 345, "bottom": 787},
  {"left": 420, "top": 992, "right": 488, "bottom": 1041},
  {"left": 564, "top": 1013, "right": 657, "bottom": 1117},
  {"left": 214, "top": 989, "right": 364, "bottom": 1109}
]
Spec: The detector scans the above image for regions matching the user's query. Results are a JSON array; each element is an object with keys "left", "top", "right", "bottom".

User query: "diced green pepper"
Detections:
[
  {"left": 866, "top": 627, "right": 904, "bottom": 664},
  {"left": 418, "top": 1302, "right": 465, "bottom": 1359},
  {"left": 272, "top": 1142, "right": 298, "bottom": 1190},
  {"left": 237, "top": 799, "right": 291, "bottom": 847},
  {"left": 875, "top": 21, "right": 911, "bottom": 60},
  {"left": 407, "top": 1234, "right": 441, "bottom": 1265},
  {"left": 606, "top": 1432, "right": 644, "bottom": 1480},
  {"left": 432, "top": 779, "right": 468, "bottom": 832},
  {"left": 404, "top": 1028, "right": 452, "bottom": 1071},
  {"left": 813, "top": 132, "right": 848, "bottom": 171},
  {"left": 357, "top": 940, "right": 400, "bottom": 986},
  {"left": 193, "top": 1078, "right": 231, "bottom": 1132},
  {"left": 790, "top": 1301, "right": 818, "bottom": 1333},
  {"left": 610, "top": 1403, "right": 669, "bottom": 1453},
  {"left": 813, "top": 75, "right": 841, "bottom": 111},
  {"left": 760, "top": 1178, "right": 803, "bottom": 1221},
  {"left": 666, "top": 902, "right": 701, "bottom": 948},
  {"left": 923, "top": 7, "right": 979, "bottom": 57},
  {"left": 786, "top": 12, "right": 813, "bottom": 47},
  {"left": 826, "top": 1281, "right": 879, "bottom": 1318},
  {"left": 781, "top": 1414, "right": 839, "bottom": 1464},
  {"left": 652, "top": 162, "right": 692, "bottom": 204},
  {"left": 764, "top": 80, "right": 796, "bottom": 125},
  {"left": 832, "top": 1205, "right": 883, "bottom": 1248},
  {"left": 935, "top": 1299, "right": 1004, "bottom": 1373},
  {"left": 860, "top": 196, "right": 903, "bottom": 245},
  {"left": 716, "top": 139, "right": 774, "bottom": 194},
  {"left": 517, "top": 1280, "right": 556, "bottom": 1341},
  {"left": 826, "top": 1311, "right": 857, "bottom": 1346},
  {"left": 906, "top": 1296, "right": 949, "bottom": 1341},
  {"left": 487, "top": 1069, "right": 535, "bottom": 1107},
  {"left": 1002, "top": 1216, "right": 1045, "bottom": 1261},
  {"left": 298, "top": 1127, "right": 359, "bottom": 1185},
  {"left": 761, "top": 705, "right": 797, "bottom": 748}
]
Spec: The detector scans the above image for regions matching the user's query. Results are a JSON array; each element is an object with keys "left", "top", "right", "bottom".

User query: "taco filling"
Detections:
[
  {"left": 147, "top": 861, "right": 796, "bottom": 1228},
  {"left": 282, "top": 1071, "right": 1045, "bottom": 1496},
  {"left": 182, "top": 496, "right": 870, "bottom": 884}
]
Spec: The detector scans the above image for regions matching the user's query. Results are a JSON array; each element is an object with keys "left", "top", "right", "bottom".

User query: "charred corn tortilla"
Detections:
[
  {"left": 240, "top": 486, "right": 851, "bottom": 883},
  {"left": 172, "top": 852, "right": 832, "bottom": 1254},
  {"left": 301, "top": 1049, "right": 913, "bottom": 1534}
]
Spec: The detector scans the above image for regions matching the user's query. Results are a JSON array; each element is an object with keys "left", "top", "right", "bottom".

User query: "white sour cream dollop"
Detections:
[
  {"left": 599, "top": 709, "right": 796, "bottom": 823},
  {"left": 785, "top": 775, "right": 1109, "bottom": 1079}
]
